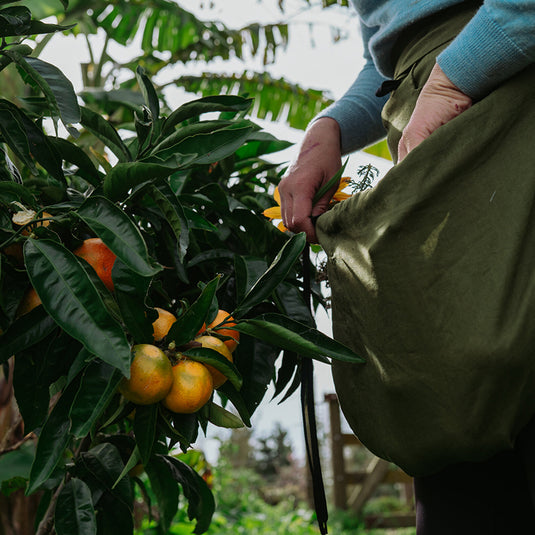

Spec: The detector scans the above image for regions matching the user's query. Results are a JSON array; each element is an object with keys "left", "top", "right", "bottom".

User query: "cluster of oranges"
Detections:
[
  {"left": 13, "top": 230, "right": 239, "bottom": 415},
  {"left": 120, "top": 308, "right": 240, "bottom": 414}
]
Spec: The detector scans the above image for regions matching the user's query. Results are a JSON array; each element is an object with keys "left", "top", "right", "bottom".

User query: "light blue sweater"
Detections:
[{"left": 320, "top": 0, "right": 535, "bottom": 154}]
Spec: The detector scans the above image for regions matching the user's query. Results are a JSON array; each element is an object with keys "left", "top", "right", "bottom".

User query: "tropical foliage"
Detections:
[{"left": 0, "top": 1, "right": 365, "bottom": 534}]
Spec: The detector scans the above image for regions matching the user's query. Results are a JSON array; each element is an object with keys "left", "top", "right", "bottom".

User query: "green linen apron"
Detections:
[{"left": 316, "top": 5, "right": 535, "bottom": 477}]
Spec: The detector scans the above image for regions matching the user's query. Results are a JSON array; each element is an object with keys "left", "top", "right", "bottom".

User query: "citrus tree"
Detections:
[{"left": 0, "top": 2, "right": 364, "bottom": 534}]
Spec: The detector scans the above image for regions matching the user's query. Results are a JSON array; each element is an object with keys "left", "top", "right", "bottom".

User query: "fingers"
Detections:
[
  {"left": 398, "top": 63, "right": 472, "bottom": 162},
  {"left": 276, "top": 118, "right": 342, "bottom": 243}
]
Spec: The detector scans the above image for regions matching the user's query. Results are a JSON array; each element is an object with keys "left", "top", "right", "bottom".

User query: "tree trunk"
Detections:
[{"left": 0, "top": 358, "right": 42, "bottom": 535}]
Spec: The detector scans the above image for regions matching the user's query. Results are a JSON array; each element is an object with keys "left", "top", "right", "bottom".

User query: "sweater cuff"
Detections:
[{"left": 437, "top": 5, "right": 531, "bottom": 100}]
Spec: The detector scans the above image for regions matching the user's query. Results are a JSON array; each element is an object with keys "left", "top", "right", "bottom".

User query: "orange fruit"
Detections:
[
  {"left": 152, "top": 307, "right": 177, "bottom": 341},
  {"left": 195, "top": 335, "right": 233, "bottom": 389},
  {"left": 119, "top": 344, "right": 173, "bottom": 405},
  {"left": 16, "top": 287, "right": 42, "bottom": 316},
  {"left": 73, "top": 238, "right": 117, "bottom": 292},
  {"left": 207, "top": 310, "right": 240, "bottom": 352},
  {"left": 162, "top": 359, "right": 213, "bottom": 414}
]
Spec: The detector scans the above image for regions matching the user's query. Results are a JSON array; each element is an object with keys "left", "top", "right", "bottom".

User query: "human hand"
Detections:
[
  {"left": 278, "top": 117, "right": 342, "bottom": 243},
  {"left": 398, "top": 63, "right": 472, "bottom": 161}
]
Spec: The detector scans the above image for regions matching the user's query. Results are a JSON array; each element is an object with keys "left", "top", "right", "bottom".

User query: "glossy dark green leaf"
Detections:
[
  {"left": 161, "top": 455, "right": 215, "bottom": 534},
  {"left": 133, "top": 404, "right": 158, "bottom": 465},
  {"left": 234, "top": 232, "right": 306, "bottom": 317},
  {"left": 235, "top": 131, "right": 292, "bottom": 160},
  {"left": 17, "top": 108, "right": 65, "bottom": 182},
  {"left": 162, "top": 95, "right": 253, "bottom": 134},
  {"left": 78, "top": 443, "right": 133, "bottom": 508},
  {"left": 48, "top": 137, "right": 101, "bottom": 187},
  {"left": 236, "top": 313, "right": 365, "bottom": 363},
  {"left": 80, "top": 106, "right": 131, "bottom": 162},
  {"left": 69, "top": 361, "right": 123, "bottom": 439},
  {"left": 166, "top": 275, "right": 220, "bottom": 346},
  {"left": 112, "top": 260, "right": 154, "bottom": 343},
  {"left": 183, "top": 347, "right": 242, "bottom": 390},
  {"left": 234, "top": 255, "right": 268, "bottom": 303},
  {"left": 187, "top": 249, "right": 235, "bottom": 269},
  {"left": 76, "top": 196, "right": 161, "bottom": 277},
  {"left": 0, "top": 181, "right": 35, "bottom": 205},
  {"left": 7, "top": 53, "right": 80, "bottom": 127},
  {"left": 151, "top": 120, "right": 258, "bottom": 165},
  {"left": 23, "top": 239, "right": 131, "bottom": 377},
  {"left": 113, "top": 445, "right": 141, "bottom": 489},
  {"left": 102, "top": 154, "right": 197, "bottom": 201},
  {"left": 136, "top": 66, "right": 159, "bottom": 120},
  {"left": 0, "top": 6, "right": 30, "bottom": 36},
  {"left": 147, "top": 182, "right": 189, "bottom": 261},
  {"left": 0, "top": 99, "right": 37, "bottom": 173},
  {"left": 275, "top": 281, "right": 314, "bottom": 325},
  {"left": 0, "top": 440, "right": 35, "bottom": 483},
  {"left": 55, "top": 478, "right": 97, "bottom": 535},
  {"left": 145, "top": 455, "right": 179, "bottom": 533},
  {"left": 312, "top": 158, "right": 348, "bottom": 204},
  {"left": 0, "top": 306, "right": 57, "bottom": 365},
  {"left": 27, "top": 379, "right": 79, "bottom": 494},
  {"left": 207, "top": 403, "right": 244, "bottom": 428},
  {"left": 217, "top": 382, "right": 252, "bottom": 427},
  {"left": 272, "top": 350, "right": 300, "bottom": 401}
]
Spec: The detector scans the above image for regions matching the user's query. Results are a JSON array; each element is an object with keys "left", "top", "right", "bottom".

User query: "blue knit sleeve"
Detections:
[
  {"left": 438, "top": 1, "right": 535, "bottom": 99},
  {"left": 314, "top": 23, "right": 389, "bottom": 155}
]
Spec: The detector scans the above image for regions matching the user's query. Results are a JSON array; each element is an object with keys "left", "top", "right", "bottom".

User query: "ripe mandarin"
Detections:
[
  {"left": 195, "top": 334, "right": 233, "bottom": 389},
  {"left": 119, "top": 344, "right": 173, "bottom": 405},
  {"left": 162, "top": 359, "right": 213, "bottom": 414},
  {"left": 74, "top": 238, "right": 117, "bottom": 292}
]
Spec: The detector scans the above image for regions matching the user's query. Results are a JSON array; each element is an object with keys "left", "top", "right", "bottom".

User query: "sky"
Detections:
[{"left": 39, "top": 0, "right": 393, "bottom": 462}]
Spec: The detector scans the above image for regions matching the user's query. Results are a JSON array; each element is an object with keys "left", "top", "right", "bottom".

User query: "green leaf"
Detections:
[
  {"left": 145, "top": 455, "right": 179, "bottom": 533},
  {"left": 162, "top": 95, "right": 253, "bottom": 134},
  {"left": 135, "top": 66, "right": 159, "bottom": 120},
  {"left": 27, "top": 380, "right": 79, "bottom": 494},
  {"left": 112, "top": 445, "right": 141, "bottom": 489},
  {"left": 235, "top": 131, "right": 292, "bottom": 160},
  {"left": 48, "top": 137, "right": 101, "bottom": 187},
  {"left": 0, "top": 181, "right": 35, "bottom": 205},
  {"left": 0, "top": 306, "right": 57, "bottom": 365},
  {"left": 0, "top": 99, "right": 37, "bottom": 174},
  {"left": 217, "top": 382, "right": 252, "bottom": 427},
  {"left": 133, "top": 404, "right": 158, "bottom": 465},
  {"left": 183, "top": 347, "right": 242, "bottom": 390},
  {"left": 166, "top": 276, "right": 220, "bottom": 346},
  {"left": 23, "top": 239, "right": 131, "bottom": 377},
  {"left": 7, "top": 53, "right": 80, "bottom": 128},
  {"left": 55, "top": 478, "right": 97, "bottom": 535},
  {"left": 234, "top": 232, "right": 306, "bottom": 316},
  {"left": 235, "top": 313, "right": 365, "bottom": 364},
  {"left": 102, "top": 154, "right": 197, "bottom": 201},
  {"left": 69, "top": 361, "right": 123, "bottom": 439},
  {"left": 161, "top": 455, "right": 215, "bottom": 534},
  {"left": 76, "top": 196, "right": 161, "bottom": 277},
  {"left": 80, "top": 106, "right": 132, "bottom": 162},
  {"left": 78, "top": 443, "right": 133, "bottom": 509},
  {"left": 147, "top": 182, "right": 189, "bottom": 261},
  {"left": 0, "top": 440, "right": 35, "bottom": 484},
  {"left": 150, "top": 120, "right": 258, "bottom": 165},
  {"left": 112, "top": 260, "right": 154, "bottom": 343},
  {"left": 0, "top": 6, "right": 31, "bottom": 37},
  {"left": 207, "top": 403, "right": 244, "bottom": 428},
  {"left": 234, "top": 256, "right": 268, "bottom": 303},
  {"left": 312, "top": 158, "right": 348, "bottom": 204}
]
